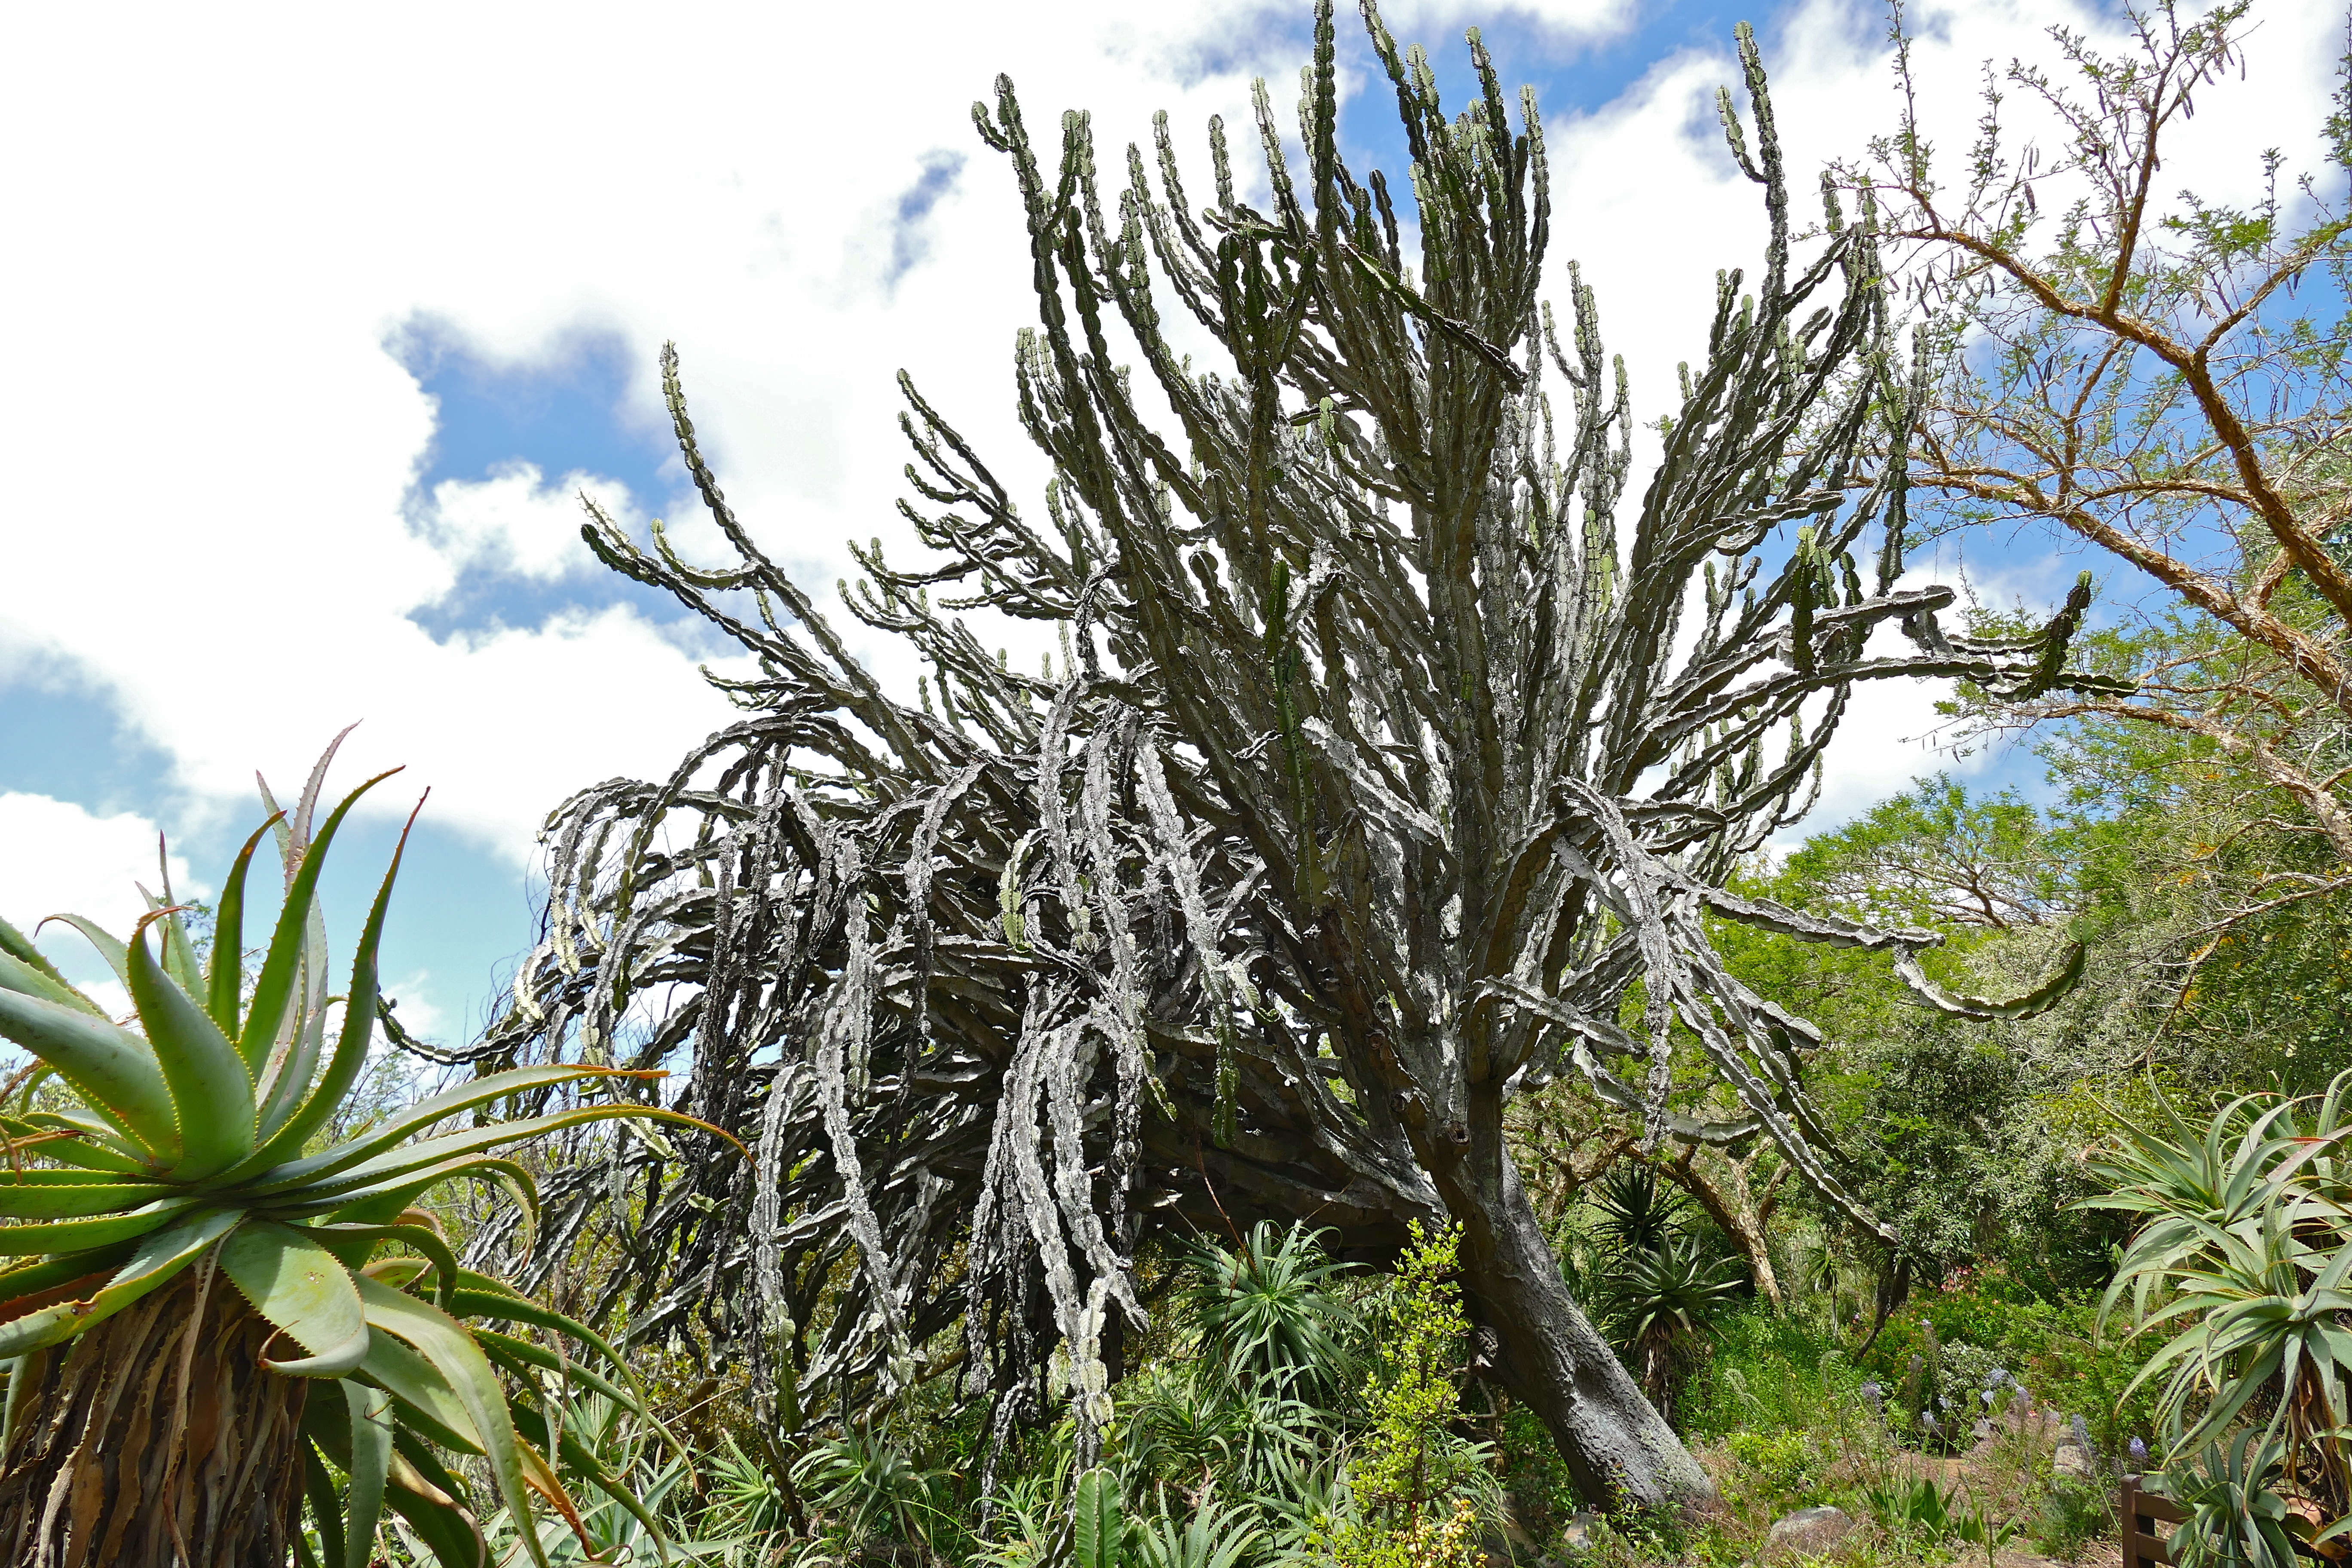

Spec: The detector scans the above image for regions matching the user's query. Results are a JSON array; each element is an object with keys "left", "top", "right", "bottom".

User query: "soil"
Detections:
[{"left": 1684, "top": 1406, "right": 2139, "bottom": 1568}]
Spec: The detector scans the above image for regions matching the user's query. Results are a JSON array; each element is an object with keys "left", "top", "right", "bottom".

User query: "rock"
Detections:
[
  {"left": 1764, "top": 1505, "right": 1857, "bottom": 1560},
  {"left": 2054, "top": 1441, "right": 2095, "bottom": 1479},
  {"left": 1558, "top": 1511, "right": 1601, "bottom": 1551}
]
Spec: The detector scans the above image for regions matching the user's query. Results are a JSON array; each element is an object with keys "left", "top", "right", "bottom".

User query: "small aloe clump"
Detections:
[{"left": 0, "top": 754, "right": 729, "bottom": 1567}]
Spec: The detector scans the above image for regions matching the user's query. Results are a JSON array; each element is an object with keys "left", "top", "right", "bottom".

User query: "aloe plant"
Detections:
[
  {"left": 1181, "top": 1222, "right": 1358, "bottom": 1400},
  {"left": 2082, "top": 1076, "right": 2352, "bottom": 1553},
  {"left": 0, "top": 760, "right": 723, "bottom": 1568},
  {"left": 1602, "top": 1231, "right": 1746, "bottom": 1422},
  {"left": 2162, "top": 1434, "right": 2302, "bottom": 1568}
]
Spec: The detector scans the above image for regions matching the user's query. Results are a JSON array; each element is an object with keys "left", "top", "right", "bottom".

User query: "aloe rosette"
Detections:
[{"left": 0, "top": 765, "right": 722, "bottom": 1567}]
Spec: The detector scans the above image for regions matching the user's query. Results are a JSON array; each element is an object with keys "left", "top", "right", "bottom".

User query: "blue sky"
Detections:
[{"left": 3, "top": 0, "right": 2337, "bottom": 1045}]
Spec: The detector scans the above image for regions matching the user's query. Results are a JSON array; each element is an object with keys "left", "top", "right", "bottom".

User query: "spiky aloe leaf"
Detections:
[
  {"left": 0, "top": 934, "right": 99, "bottom": 1016},
  {"left": 0, "top": 1196, "right": 202, "bottom": 1256},
  {"left": 307, "top": 1220, "right": 460, "bottom": 1308},
  {"left": 205, "top": 816, "right": 282, "bottom": 1047},
  {"left": 126, "top": 914, "right": 255, "bottom": 1179},
  {"left": 249, "top": 1065, "right": 658, "bottom": 1192},
  {"left": 0, "top": 988, "right": 177, "bottom": 1158},
  {"left": 0, "top": 1245, "right": 140, "bottom": 1315},
  {"left": 357, "top": 1272, "right": 562, "bottom": 1568},
  {"left": 220, "top": 1220, "right": 368, "bottom": 1378},
  {"left": 261, "top": 1102, "right": 740, "bottom": 1216},
  {"left": 325, "top": 1156, "right": 536, "bottom": 1240},
  {"left": 0, "top": 1174, "right": 172, "bottom": 1220},
  {"left": 445, "top": 1269, "right": 627, "bottom": 1372},
  {"left": 238, "top": 769, "right": 397, "bottom": 1075},
  {"left": 135, "top": 885, "right": 204, "bottom": 1001},
  {"left": 0, "top": 1207, "right": 239, "bottom": 1357},
  {"left": 303, "top": 1446, "right": 347, "bottom": 1568},
  {"left": 306, "top": 1394, "right": 481, "bottom": 1568},
  {"left": 238, "top": 791, "right": 416, "bottom": 1172},
  {"left": 4, "top": 1111, "right": 153, "bottom": 1171},
  {"left": 0, "top": 919, "right": 78, "bottom": 998},
  {"left": 357, "top": 1325, "right": 482, "bottom": 1455},
  {"left": 340, "top": 1383, "right": 395, "bottom": 1568},
  {"left": 41, "top": 916, "right": 128, "bottom": 989},
  {"left": 477, "top": 1331, "right": 641, "bottom": 1416}
]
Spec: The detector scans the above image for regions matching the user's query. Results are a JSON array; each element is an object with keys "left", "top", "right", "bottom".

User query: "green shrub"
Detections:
[
  {"left": 1327, "top": 1222, "right": 1497, "bottom": 1568},
  {"left": 1857, "top": 1275, "right": 2160, "bottom": 1461},
  {"left": 2032, "top": 1475, "right": 2113, "bottom": 1562},
  {"left": 1859, "top": 1277, "right": 2062, "bottom": 1380},
  {"left": 1679, "top": 1308, "right": 1863, "bottom": 1440},
  {"left": 1495, "top": 1405, "right": 1579, "bottom": 1546},
  {"left": 1721, "top": 1430, "right": 1827, "bottom": 1515}
]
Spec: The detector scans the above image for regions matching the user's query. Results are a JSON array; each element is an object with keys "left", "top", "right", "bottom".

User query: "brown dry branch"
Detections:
[{"left": 1857, "top": 2, "right": 2352, "bottom": 936}]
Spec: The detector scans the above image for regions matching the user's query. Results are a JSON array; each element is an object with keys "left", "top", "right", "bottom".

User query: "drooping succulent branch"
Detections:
[{"left": 480, "top": 2, "right": 2105, "bottom": 1504}]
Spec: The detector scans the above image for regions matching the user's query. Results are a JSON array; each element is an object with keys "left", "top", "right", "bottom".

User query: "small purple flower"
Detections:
[
  {"left": 1988, "top": 1367, "right": 2010, "bottom": 1387},
  {"left": 2072, "top": 1415, "right": 2093, "bottom": 1449},
  {"left": 2129, "top": 1437, "right": 2149, "bottom": 1466},
  {"left": 1981, "top": 1388, "right": 1997, "bottom": 1409},
  {"left": 1859, "top": 1381, "right": 1883, "bottom": 1412}
]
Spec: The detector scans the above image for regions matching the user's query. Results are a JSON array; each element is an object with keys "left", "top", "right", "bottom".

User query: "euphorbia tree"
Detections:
[
  {"left": 0, "top": 747, "right": 718, "bottom": 1567},
  {"left": 487, "top": 2, "right": 2097, "bottom": 1512}
]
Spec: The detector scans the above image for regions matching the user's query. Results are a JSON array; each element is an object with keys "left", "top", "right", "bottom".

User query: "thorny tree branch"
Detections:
[{"left": 1855, "top": 1, "right": 2352, "bottom": 952}]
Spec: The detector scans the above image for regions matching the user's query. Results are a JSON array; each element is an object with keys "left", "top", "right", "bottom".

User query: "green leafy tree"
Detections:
[
  {"left": 1334, "top": 1222, "right": 1486, "bottom": 1568},
  {"left": 1705, "top": 770, "right": 2178, "bottom": 1297},
  {"left": 1778, "top": 776, "right": 2081, "bottom": 933},
  {"left": 2024, "top": 647, "right": 2352, "bottom": 1093},
  {"left": 1865, "top": 1, "right": 2352, "bottom": 914}
]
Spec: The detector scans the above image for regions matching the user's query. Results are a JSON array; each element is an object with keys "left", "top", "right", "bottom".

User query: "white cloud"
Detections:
[
  {"left": 1, "top": 0, "right": 2338, "bottom": 887},
  {"left": 382, "top": 971, "right": 449, "bottom": 1044},
  {"left": 418, "top": 463, "right": 624, "bottom": 584},
  {"left": 0, "top": 1, "right": 1312, "bottom": 866},
  {"left": 1377, "top": 0, "right": 1631, "bottom": 40},
  {"left": 0, "top": 793, "right": 203, "bottom": 968}
]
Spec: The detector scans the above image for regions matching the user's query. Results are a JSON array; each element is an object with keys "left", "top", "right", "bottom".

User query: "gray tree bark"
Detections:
[{"left": 1442, "top": 1139, "right": 1710, "bottom": 1509}]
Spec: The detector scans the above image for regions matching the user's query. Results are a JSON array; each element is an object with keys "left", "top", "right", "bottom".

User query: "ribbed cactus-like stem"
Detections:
[{"left": 480, "top": 0, "right": 2106, "bottom": 1513}]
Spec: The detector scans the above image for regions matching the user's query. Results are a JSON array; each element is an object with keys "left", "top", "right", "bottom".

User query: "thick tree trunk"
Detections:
[
  {"left": 1668, "top": 1143, "right": 1786, "bottom": 1310},
  {"left": 0, "top": 1258, "right": 307, "bottom": 1567},
  {"left": 1432, "top": 1126, "right": 1714, "bottom": 1516}
]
